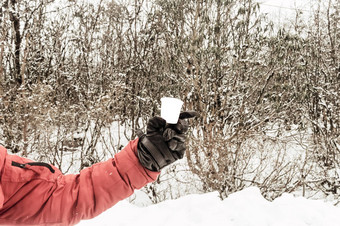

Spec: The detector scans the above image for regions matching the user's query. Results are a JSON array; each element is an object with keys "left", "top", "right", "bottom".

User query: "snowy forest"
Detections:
[{"left": 0, "top": 0, "right": 339, "bottom": 205}]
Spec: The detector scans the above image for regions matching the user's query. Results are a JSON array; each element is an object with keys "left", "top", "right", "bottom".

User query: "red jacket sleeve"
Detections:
[{"left": 0, "top": 139, "right": 159, "bottom": 225}]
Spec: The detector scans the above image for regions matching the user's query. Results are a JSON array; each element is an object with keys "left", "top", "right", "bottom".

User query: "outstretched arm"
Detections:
[
  {"left": 0, "top": 139, "right": 159, "bottom": 225},
  {"left": 0, "top": 111, "right": 197, "bottom": 225}
]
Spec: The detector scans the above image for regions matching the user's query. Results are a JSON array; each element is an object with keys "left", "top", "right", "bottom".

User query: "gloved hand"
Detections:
[{"left": 137, "top": 111, "right": 198, "bottom": 172}]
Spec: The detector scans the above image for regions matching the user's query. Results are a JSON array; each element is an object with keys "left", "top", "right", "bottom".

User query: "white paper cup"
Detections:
[{"left": 161, "top": 97, "right": 183, "bottom": 124}]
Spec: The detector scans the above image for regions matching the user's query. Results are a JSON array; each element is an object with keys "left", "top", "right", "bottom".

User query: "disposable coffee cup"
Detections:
[{"left": 161, "top": 97, "right": 183, "bottom": 124}]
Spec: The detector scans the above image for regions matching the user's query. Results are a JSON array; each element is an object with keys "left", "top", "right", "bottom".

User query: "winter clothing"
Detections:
[
  {"left": 0, "top": 139, "right": 159, "bottom": 225},
  {"left": 137, "top": 111, "right": 198, "bottom": 171}
]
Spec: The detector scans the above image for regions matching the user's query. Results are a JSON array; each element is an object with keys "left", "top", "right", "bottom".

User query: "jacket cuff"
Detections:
[{"left": 114, "top": 139, "right": 160, "bottom": 189}]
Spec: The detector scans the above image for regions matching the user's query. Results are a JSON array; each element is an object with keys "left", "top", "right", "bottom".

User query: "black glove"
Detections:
[{"left": 137, "top": 111, "right": 198, "bottom": 172}]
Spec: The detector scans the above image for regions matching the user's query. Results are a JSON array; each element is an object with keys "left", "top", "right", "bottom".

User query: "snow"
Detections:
[{"left": 78, "top": 187, "right": 340, "bottom": 226}]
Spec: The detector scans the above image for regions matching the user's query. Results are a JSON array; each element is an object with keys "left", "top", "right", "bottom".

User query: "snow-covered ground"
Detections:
[{"left": 78, "top": 187, "right": 340, "bottom": 226}]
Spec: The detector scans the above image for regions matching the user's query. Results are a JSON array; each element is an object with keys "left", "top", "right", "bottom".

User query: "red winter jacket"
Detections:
[{"left": 0, "top": 139, "right": 159, "bottom": 225}]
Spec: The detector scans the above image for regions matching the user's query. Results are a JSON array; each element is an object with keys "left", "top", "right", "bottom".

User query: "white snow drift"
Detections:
[{"left": 78, "top": 187, "right": 340, "bottom": 226}]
